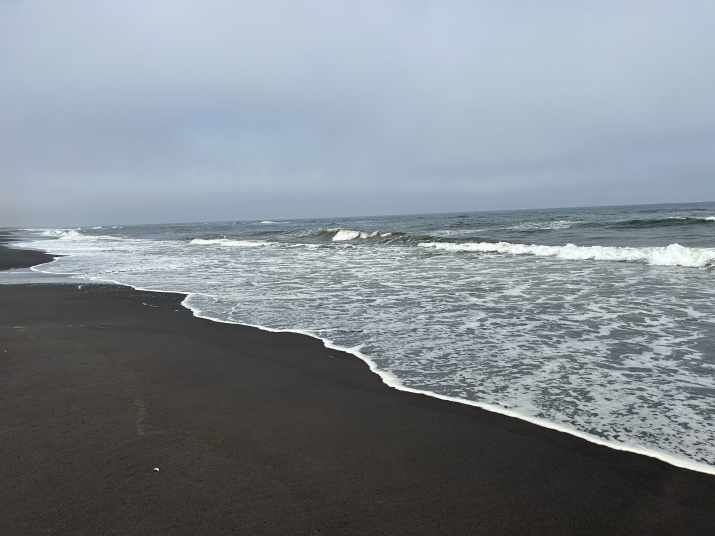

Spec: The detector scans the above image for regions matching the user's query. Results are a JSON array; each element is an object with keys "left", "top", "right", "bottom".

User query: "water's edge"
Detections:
[{"left": 16, "top": 249, "right": 715, "bottom": 478}]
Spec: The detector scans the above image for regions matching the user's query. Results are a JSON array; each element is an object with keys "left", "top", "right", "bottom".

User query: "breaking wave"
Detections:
[
  {"left": 419, "top": 241, "right": 715, "bottom": 268},
  {"left": 311, "top": 228, "right": 394, "bottom": 241},
  {"left": 39, "top": 229, "right": 121, "bottom": 241}
]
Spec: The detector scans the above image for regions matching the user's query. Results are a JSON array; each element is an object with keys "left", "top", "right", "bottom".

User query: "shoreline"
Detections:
[
  {"left": 3, "top": 236, "right": 715, "bottom": 533},
  {"left": 11, "top": 231, "right": 715, "bottom": 476},
  {"left": 184, "top": 297, "right": 715, "bottom": 477},
  {"left": 0, "top": 230, "right": 56, "bottom": 270}
]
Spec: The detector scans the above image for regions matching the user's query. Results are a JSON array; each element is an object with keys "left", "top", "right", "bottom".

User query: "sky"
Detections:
[{"left": 2, "top": 0, "right": 714, "bottom": 227}]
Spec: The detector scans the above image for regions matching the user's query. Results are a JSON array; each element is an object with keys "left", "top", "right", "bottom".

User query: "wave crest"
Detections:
[
  {"left": 37, "top": 229, "right": 121, "bottom": 241},
  {"left": 311, "top": 228, "right": 393, "bottom": 241},
  {"left": 419, "top": 241, "right": 715, "bottom": 268}
]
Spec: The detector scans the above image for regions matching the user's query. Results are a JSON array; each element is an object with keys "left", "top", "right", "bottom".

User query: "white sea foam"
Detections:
[
  {"left": 189, "top": 238, "right": 270, "bottom": 247},
  {"left": 67, "top": 231, "right": 122, "bottom": 241},
  {"left": 432, "top": 229, "right": 483, "bottom": 237},
  {"left": 507, "top": 220, "right": 579, "bottom": 231},
  {"left": 58, "top": 230, "right": 88, "bottom": 240},
  {"left": 329, "top": 228, "right": 391, "bottom": 241},
  {"left": 38, "top": 228, "right": 73, "bottom": 237},
  {"left": 665, "top": 216, "right": 715, "bottom": 221},
  {"left": 180, "top": 294, "right": 715, "bottom": 476},
  {"left": 36, "top": 229, "right": 82, "bottom": 239},
  {"left": 260, "top": 220, "right": 276, "bottom": 224},
  {"left": 35, "top": 229, "right": 122, "bottom": 241},
  {"left": 333, "top": 229, "right": 365, "bottom": 241},
  {"left": 419, "top": 241, "right": 715, "bottom": 268}
]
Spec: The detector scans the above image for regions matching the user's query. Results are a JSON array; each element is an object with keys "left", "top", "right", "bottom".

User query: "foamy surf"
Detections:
[
  {"left": 13, "top": 258, "right": 715, "bottom": 476},
  {"left": 11, "top": 201, "right": 715, "bottom": 475},
  {"left": 178, "top": 291, "right": 715, "bottom": 476},
  {"left": 419, "top": 241, "right": 715, "bottom": 268},
  {"left": 189, "top": 238, "right": 270, "bottom": 247}
]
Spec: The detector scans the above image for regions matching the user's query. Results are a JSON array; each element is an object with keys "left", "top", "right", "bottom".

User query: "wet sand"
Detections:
[
  {"left": 1, "top": 241, "right": 715, "bottom": 534},
  {"left": 0, "top": 231, "right": 56, "bottom": 270}
]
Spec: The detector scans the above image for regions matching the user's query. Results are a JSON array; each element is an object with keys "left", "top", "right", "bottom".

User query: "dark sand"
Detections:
[
  {"left": 0, "top": 231, "right": 56, "bottom": 270},
  {"left": 2, "top": 241, "right": 715, "bottom": 535}
]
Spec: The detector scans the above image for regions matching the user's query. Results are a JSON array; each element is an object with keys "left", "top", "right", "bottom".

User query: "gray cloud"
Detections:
[{"left": 2, "top": 0, "right": 714, "bottom": 226}]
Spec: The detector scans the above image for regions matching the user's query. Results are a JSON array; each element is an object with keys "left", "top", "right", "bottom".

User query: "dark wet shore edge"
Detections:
[
  {"left": 0, "top": 230, "right": 56, "bottom": 270},
  {"left": 2, "top": 231, "right": 715, "bottom": 534}
]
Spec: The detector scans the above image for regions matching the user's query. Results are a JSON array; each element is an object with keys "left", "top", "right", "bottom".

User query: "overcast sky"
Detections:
[{"left": 2, "top": 0, "right": 714, "bottom": 226}]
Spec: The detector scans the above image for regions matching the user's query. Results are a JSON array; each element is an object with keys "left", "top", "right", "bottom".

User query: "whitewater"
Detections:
[{"left": 6, "top": 202, "right": 715, "bottom": 474}]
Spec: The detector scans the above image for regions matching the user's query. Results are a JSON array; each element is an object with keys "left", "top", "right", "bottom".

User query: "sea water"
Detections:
[{"left": 8, "top": 202, "right": 715, "bottom": 473}]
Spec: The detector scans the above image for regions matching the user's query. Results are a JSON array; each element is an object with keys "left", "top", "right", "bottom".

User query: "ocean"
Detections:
[{"left": 7, "top": 202, "right": 715, "bottom": 474}]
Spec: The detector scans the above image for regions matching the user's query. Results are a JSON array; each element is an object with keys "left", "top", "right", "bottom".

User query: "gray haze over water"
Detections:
[{"left": 2, "top": 1, "right": 715, "bottom": 226}]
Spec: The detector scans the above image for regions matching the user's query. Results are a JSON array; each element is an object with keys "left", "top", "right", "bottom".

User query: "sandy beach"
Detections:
[
  {"left": 0, "top": 231, "right": 56, "bottom": 270},
  {"left": 2, "top": 239, "right": 715, "bottom": 535}
]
